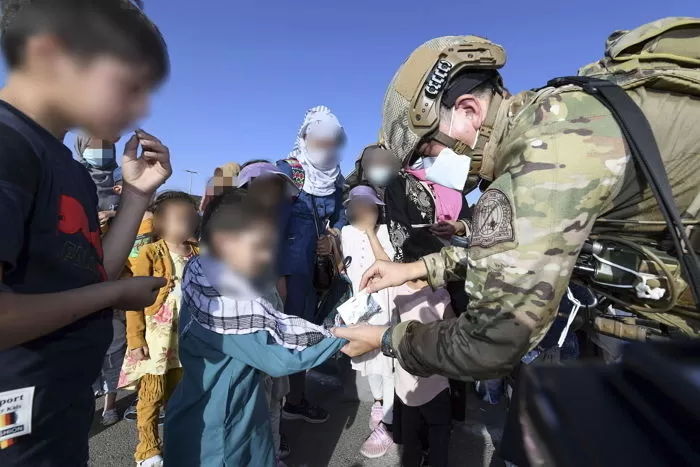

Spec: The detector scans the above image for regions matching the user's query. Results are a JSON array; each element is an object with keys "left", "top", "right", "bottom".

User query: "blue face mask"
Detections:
[
  {"left": 366, "top": 166, "right": 393, "bottom": 187},
  {"left": 82, "top": 148, "right": 116, "bottom": 169}
]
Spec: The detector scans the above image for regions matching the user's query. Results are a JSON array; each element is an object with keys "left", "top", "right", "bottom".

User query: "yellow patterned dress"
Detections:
[{"left": 118, "top": 251, "right": 190, "bottom": 389}]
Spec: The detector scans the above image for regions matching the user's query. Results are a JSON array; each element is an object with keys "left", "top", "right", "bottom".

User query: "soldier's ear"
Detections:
[{"left": 454, "top": 94, "right": 486, "bottom": 130}]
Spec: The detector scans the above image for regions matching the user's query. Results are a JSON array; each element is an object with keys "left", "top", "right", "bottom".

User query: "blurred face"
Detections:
[
  {"left": 248, "top": 176, "right": 285, "bottom": 208},
  {"left": 21, "top": 35, "right": 157, "bottom": 138},
  {"left": 54, "top": 55, "right": 154, "bottom": 140},
  {"left": 364, "top": 160, "right": 395, "bottom": 188},
  {"left": 155, "top": 202, "right": 198, "bottom": 243},
  {"left": 209, "top": 169, "right": 236, "bottom": 196},
  {"left": 305, "top": 136, "right": 338, "bottom": 152},
  {"left": 349, "top": 199, "right": 379, "bottom": 226},
  {"left": 213, "top": 221, "right": 277, "bottom": 279},
  {"left": 304, "top": 135, "right": 340, "bottom": 169}
]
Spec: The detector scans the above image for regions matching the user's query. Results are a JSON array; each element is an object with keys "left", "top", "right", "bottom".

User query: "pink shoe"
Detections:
[
  {"left": 369, "top": 401, "right": 383, "bottom": 431},
  {"left": 360, "top": 423, "right": 394, "bottom": 459}
]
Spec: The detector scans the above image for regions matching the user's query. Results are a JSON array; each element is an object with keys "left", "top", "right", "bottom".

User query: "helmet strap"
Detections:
[{"left": 429, "top": 91, "right": 503, "bottom": 177}]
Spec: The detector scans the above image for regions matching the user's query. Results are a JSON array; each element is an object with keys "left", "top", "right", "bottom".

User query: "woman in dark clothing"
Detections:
[
  {"left": 385, "top": 162, "right": 471, "bottom": 269},
  {"left": 346, "top": 143, "right": 401, "bottom": 200}
]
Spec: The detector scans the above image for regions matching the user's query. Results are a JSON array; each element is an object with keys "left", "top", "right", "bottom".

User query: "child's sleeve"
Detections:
[
  {"left": 190, "top": 323, "right": 346, "bottom": 378},
  {"left": 0, "top": 130, "right": 40, "bottom": 274},
  {"left": 125, "top": 247, "right": 153, "bottom": 349}
]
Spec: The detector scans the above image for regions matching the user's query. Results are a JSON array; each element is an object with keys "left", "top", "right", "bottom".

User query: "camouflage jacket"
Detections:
[{"left": 391, "top": 86, "right": 639, "bottom": 380}]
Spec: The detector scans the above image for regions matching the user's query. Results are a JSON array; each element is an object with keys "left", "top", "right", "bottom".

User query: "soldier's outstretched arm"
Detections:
[{"left": 391, "top": 91, "right": 630, "bottom": 380}]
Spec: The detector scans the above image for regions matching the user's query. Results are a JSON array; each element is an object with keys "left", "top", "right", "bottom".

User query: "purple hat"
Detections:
[
  {"left": 237, "top": 162, "right": 300, "bottom": 197},
  {"left": 344, "top": 185, "right": 385, "bottom": 206}
]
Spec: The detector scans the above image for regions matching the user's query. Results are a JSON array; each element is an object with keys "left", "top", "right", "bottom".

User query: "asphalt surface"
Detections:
[{"left": 89, "top": 358, "right": 507, "bottom": 466}]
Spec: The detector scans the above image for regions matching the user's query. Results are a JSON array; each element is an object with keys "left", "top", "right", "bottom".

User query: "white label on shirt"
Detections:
[{"left": 0, "top": 386, "right": 34, "bottom": 443}]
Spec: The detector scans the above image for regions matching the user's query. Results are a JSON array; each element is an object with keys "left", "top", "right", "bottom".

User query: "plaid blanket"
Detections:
[{"left": 182, "top": 255, "right": 331, "bottom": 350}]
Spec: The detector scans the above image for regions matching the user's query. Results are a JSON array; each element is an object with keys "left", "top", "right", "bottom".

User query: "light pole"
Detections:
[{"left": 184, "top": 169, "right": 199, "bottom": 195}]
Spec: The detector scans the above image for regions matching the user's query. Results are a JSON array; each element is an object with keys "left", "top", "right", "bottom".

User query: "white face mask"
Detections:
[
  {"left": 425, "top": 108, "right": 476, "bottom": 191},
  {"left": 366, "top": 166, "right": 393, "bottom": 187},
  {"left": 410, "top": 156, "right": 437, "bottom": 171}
]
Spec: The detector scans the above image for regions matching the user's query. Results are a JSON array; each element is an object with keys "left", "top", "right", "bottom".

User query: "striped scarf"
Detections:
[{"left": 182, "top": 255, "right": 331, "bottom": 350}]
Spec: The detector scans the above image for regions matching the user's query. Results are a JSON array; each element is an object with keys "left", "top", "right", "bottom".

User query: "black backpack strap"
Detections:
[{"left": 547, "top": 76, "right": 700, "bottom": 308}]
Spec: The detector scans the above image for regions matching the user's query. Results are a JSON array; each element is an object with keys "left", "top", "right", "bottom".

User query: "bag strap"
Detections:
[
  {"left": 310, "top": 194, "right": 322, "bottom": 240},
  {"left": 548, "top": 76, "right": 700, "bottom": 308}
]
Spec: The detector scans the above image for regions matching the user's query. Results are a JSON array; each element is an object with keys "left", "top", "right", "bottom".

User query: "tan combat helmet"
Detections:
[{"left": 381, "top": 36, "right": 506, "bottom": 189}]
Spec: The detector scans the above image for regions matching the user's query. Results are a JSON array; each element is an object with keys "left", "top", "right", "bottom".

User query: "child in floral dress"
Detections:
[{"left": 119, "top": 191, "right": 200, "bottom": 467}]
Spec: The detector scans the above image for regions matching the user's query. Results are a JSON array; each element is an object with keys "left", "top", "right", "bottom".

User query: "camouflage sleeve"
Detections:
[
  {"left": 423, "top": 248, "right": 468, "bottom": 289},
  {"left": 394, "top": 90, "right": 630, "bottom": 380}
]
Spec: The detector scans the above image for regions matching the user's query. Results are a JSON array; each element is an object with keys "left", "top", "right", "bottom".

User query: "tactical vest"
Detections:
[{"left": 568, "top": 18, "right": 700, "bottom": 338}]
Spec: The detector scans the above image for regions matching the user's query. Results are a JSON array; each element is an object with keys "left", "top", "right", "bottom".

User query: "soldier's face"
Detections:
[{"left": 419, "top": 93, "right": 487, "bottom": 157}]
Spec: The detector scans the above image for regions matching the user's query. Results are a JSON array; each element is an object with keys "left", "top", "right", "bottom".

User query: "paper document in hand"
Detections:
[{"left": 337, "top": 290, "right": 381, "bottom": 325}]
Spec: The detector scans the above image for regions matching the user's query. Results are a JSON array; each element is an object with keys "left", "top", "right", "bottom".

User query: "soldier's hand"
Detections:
[
  {"left": 332, "top": 324, "right": 387, "bottom": 357},
  {"left": 429, "top": 220, "right": 463, "bottom": 238},
  {"left": 359, "top": 260, "right": 427, "bottom": 293}
]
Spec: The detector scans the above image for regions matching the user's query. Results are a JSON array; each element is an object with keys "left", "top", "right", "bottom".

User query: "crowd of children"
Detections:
[{"left": 0, "top": 2, "right": 464, "bottom": 467}]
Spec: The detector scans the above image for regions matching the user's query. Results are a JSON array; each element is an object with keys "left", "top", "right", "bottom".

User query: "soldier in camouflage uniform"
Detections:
[{"left": 333, "top": 25, "right": 699, "bottom": 380}]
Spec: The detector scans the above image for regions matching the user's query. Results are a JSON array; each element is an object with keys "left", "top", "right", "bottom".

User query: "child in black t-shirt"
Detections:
[{"left": 0, "top": 1, "right": 172, "bottom": 465}]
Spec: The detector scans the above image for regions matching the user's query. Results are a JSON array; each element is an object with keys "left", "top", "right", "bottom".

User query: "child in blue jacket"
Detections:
[{"left": 163, "top": 190, "right": 345, "bottom": 467}]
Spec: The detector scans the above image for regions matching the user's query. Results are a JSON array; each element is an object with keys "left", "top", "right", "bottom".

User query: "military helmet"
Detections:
[{"left": 381, "top": 35, "right": 506, "bottom": 173}]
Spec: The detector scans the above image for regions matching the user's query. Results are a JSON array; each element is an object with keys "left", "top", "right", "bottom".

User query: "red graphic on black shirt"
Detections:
[{"left": 57, "top": 194, "right": 107, "bottom": 280}]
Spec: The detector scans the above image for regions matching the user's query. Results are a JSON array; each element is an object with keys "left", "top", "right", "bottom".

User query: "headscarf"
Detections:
[
  {"left": 288, "top": 105, "right": 345, "bottom": 196},
  {"left": 182, "top": 255, "right": 332, "bottom": 350}
]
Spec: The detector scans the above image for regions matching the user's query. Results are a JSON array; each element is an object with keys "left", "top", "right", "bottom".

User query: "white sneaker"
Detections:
[
  {"left": 369, "top": 401, "right": 383, "bottom": 431},
  {"left": 136, "top": 454, "right": 163, "bottom": 467}
]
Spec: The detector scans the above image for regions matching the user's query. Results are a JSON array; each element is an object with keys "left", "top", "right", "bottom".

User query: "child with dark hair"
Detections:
[
  {"left": 119, "top": 191, "right": 199, "bottom": 467},
  {"left": 164, "top": 189, "right": 345, "bottom": 467},
  {"left": 0, "top": 1, "right": 171, "bottom": 464},
  {"left": 237, "top": 160, "right": 300, "bottom": 461}
]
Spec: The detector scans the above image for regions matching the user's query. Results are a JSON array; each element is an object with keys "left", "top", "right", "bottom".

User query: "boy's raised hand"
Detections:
[
  {"left": 114, "top": 276, "right": 166, "bottom": 310},
  {"left": 121, "top": 129, "right": 172, "bottom": 196}
]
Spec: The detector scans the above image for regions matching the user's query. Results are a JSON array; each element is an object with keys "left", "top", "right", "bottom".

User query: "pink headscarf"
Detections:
[{"left": 405, "top": 168, "right": 463, "bottom": 222}]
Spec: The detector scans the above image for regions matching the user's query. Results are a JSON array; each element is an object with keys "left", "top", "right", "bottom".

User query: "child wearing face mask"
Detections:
[
  {"left": 163, "top": 189, "right": 345, "bottom": 467},
  {"left": 118, "top": 191, "right": 200, "bottom": 467},
  {"left": 340, "top": 185, "right": 397, "bottom": 459}
]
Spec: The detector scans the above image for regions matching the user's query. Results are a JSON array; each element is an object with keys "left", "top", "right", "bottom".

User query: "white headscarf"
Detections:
[{"left": 288, "top": 105, "right": 345, "bottom": 196}]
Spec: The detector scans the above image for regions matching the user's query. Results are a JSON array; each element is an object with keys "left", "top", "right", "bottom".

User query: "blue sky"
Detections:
[{"left": 3, "top": 0, "right": 698, "bottom": 195}]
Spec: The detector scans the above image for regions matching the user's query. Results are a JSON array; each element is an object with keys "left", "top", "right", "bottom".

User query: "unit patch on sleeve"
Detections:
[{"left": 470, "top": 189, "right": 514, "bottom": 248}]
